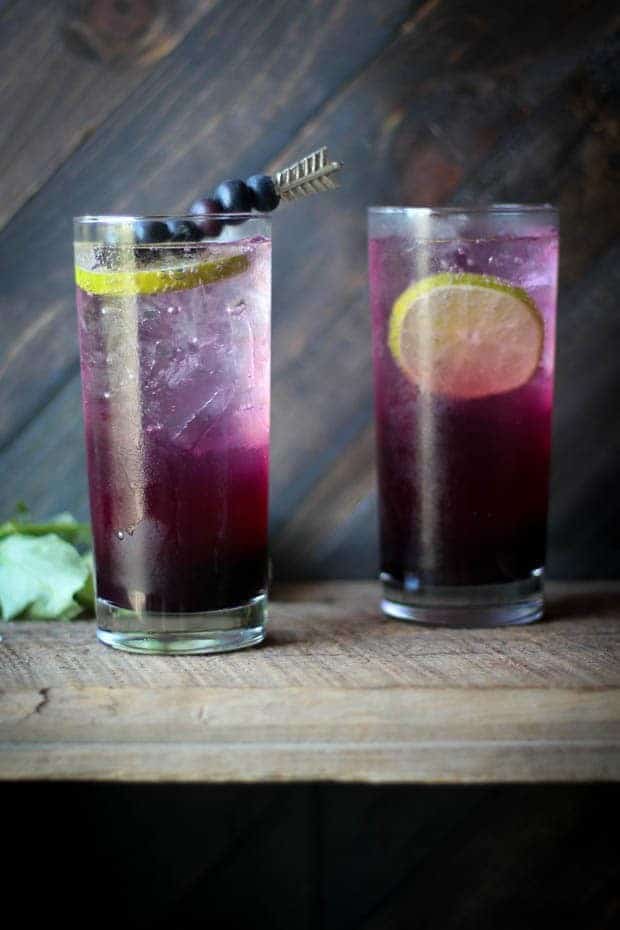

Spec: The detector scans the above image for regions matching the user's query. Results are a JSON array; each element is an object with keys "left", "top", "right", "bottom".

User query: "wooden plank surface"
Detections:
[
  {"left": 0, "top": 0, "right": 618, "bottom": 582},
  {"left": 1, "top": 581, "right": 618, "bottom": 784}
]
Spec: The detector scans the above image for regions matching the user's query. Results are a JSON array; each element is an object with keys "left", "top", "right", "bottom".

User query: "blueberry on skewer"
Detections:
[
  {"left": 189, "top": 196, "right": 223, "bottom": 238},
  {"left": 132, "top": 148, "right": 343, "bottom": 242},
  {"left": 134, "top": 220, "right": 170, "bottom": 244},
  {"left": 167, "top": 219, "right": 202, "bottom": 242},
  {"left": 210, "top": 180, "right": 255, "bottom": 224},
  {"left": 246, "top": 175, "right": 280, "bottom": 212}
]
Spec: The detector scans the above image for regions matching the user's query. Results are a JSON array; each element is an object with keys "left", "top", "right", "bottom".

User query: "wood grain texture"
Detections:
[
  {"left": 0, "top": 581, "right": 618, "bottom": 783},
  {"left": 0, "top": 0, "right": 619, "bottom": 582},
  {"left": 0, "top": 0, "right": 217, "bottom": 229}
]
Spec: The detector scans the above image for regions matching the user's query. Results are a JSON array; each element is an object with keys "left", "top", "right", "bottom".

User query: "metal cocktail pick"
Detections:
[{"left": 272, "top": 147, "right": 343, "bottom": 202}]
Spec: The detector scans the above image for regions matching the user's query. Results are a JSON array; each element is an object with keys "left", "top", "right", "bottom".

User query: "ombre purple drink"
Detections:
[
  {"left": 368, "top": 206, "right": 558, "bottom": 626},
  {"left": 75, "top": 215, "right": 270, "bottom": 652}
]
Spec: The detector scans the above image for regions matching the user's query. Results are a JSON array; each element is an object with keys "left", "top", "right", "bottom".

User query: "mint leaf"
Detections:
[{"left": 0, "top": 534, "right": 91, "bottom": 620}]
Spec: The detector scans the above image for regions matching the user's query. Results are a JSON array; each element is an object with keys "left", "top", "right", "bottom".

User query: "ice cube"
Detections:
[{"left": 167, "top": 375, "right": 236, "bottom": 451}]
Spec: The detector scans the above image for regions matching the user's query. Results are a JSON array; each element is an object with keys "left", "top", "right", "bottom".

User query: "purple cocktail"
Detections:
[
  {"left": 368, "top": 206, "right": 558, "bottom": 626},
  {"left": 75, "top": 215, "right": 270, "bottom": 652}
]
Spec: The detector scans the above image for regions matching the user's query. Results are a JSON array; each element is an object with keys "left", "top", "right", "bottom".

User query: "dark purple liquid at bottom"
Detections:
[
  {"left": 376, "top": 381, "right": 551, "bottom": 587},
  {"left": 86, "top": 428, "right": 268, "bottom": 613}
]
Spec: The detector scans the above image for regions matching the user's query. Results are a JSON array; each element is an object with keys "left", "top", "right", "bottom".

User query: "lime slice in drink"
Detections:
[
  {"left": 388, "top": 272, "right": 544, "bottom": 399},
  {"left": 75, "top": 252, "right": 249, "bottom": 296}
]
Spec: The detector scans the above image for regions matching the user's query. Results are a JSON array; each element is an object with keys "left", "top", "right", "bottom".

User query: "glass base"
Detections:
[
  {"left": 96, "top": 593, "right": 267, "bottom": 654},
  {"left": 380, "top": 571, "right": 544, "bottom": 628}
]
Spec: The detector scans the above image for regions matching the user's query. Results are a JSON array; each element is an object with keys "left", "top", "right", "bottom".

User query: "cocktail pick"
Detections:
[
  {"left": 272, "top": 147, "right": 343, "bottom": 202},
  {"left": 187, "top": 147, "right": 342, "bottom": 238}
]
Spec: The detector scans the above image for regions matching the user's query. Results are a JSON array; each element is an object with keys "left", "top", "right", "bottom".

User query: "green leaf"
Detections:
[
  {"left": 49, "top": 513, "right": 92, "bottom": 547},
  {"left": 75, "top": 552, "right": 95, "bottom": 611},
  {"left": 0, "top": 534, "right": 91, "bottom": 620},
  {"left": 0, "top": 512, "right": 91, "bottom": 546}
]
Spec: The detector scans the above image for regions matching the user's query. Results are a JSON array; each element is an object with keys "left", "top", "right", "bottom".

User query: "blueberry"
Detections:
[
  {"left": 134, "top": 220, "right": 170, "bottom": 244},
  {"left": 134, "top": 247, "right": 164, "bottom": 266},
  {"left": 212, "top": 179, "right": 255, "bottom": 215},
  {"left": 93, "top": 243, "right": 115, "bottom": 268},
  {"left": 246, "top": 174, "right": 280, "bottom": 212},
  {"left": 189, "top": 196, "right": 223, "bottom": 238},
  {"left": 167, "top": 219, "right": 201, "bottom": 242}
]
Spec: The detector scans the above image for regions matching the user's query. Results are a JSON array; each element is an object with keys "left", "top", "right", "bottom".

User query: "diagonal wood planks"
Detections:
[
  {"left": 0, "top": 0, "right": 218, "bottom": 230},
  {"left": 0, "top": 0, "right": 618, "bottom": 580}
]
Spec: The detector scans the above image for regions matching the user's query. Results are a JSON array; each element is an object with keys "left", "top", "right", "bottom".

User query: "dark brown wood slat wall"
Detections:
[
  {"left": 0, "top": 0, "right": 217, "bottom": 227},
  {"left": 0, "top": 0, "right": 618, "bottom": 579}
]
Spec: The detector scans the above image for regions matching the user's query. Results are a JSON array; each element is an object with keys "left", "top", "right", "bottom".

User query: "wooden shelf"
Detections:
[{"left": 1, "top": 581, "right": 619, "bottom": 784}]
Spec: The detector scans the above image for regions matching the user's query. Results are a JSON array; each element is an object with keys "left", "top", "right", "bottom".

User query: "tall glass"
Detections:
[
  {"left": 368, "top": 206, "right": 558, "bottom": 626},
  {"left": 74, "top": 215, "right": 270, "bottom": 653}
]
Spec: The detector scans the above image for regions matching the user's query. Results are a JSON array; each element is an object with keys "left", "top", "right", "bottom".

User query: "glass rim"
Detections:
[
  {"left": 368, "top": 204, "right": 557, "bottom": 216},
  {"left": 74, "top": 213, "right": 269, "bottom": 223}
]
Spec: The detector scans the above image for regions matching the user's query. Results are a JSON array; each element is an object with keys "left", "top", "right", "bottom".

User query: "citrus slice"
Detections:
[
  {"left": 75, "top": 252, "right": 249, "bottom": 296},
  {"left": 388, "top": 272, "right": 544, "bottom": 399}
]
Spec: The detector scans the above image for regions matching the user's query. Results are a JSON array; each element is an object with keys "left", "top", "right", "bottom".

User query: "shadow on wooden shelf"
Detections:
[
  {"left": 3, "top": 781, "right": 619, "bottom": 930},
  {"left": 544, "top": 588, "right": 620, "bottom": 622}
]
